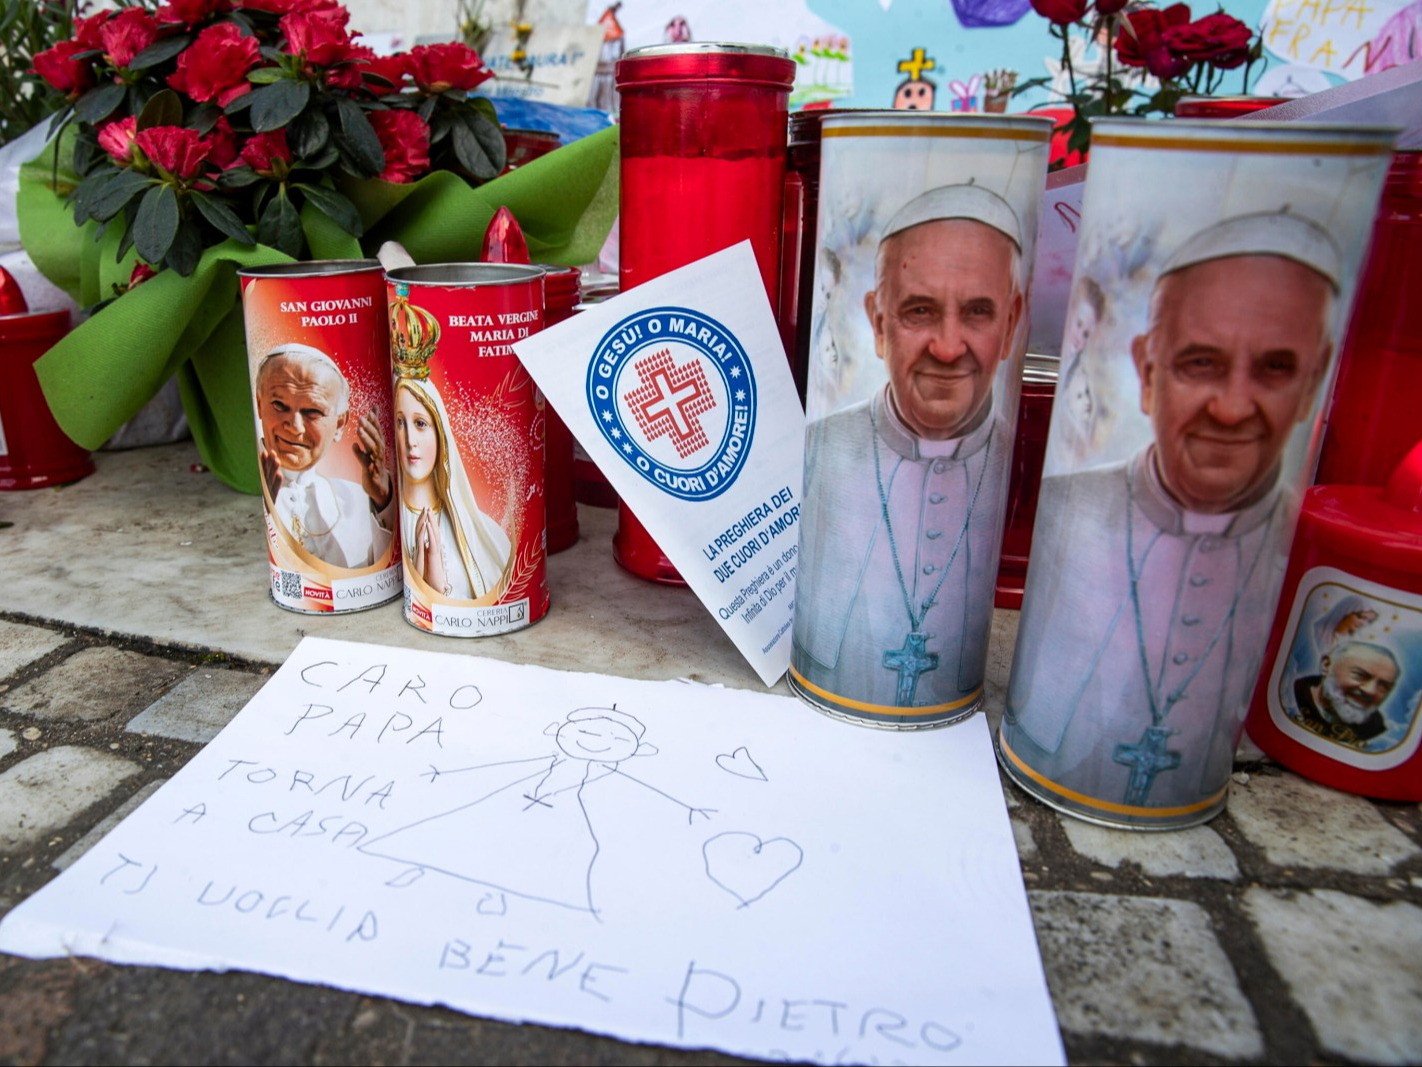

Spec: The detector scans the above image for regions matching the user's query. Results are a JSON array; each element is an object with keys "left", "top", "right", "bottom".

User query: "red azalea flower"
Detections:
[
  {"left": 72, "top": 11, "right": 113, "bottom": 51},
  {"left": 239, "top": 129, "right": 292, "bottom": 175},
  {"left": 235, "top": 0, "right": 340, "bottom": 13},
  {"left": 280, "top": 8, "right": 355, "bottom": 68},
  {"left": 1162, "top": 12, "right": 1254, "bottom": 68},
  {"left": 407, "top": 42, "right": 494, "bottom": 94},
  {"left": 369, "top": 109, "right": 429, "bottom": 183},
  {"left": 324, "top": 43, "right": 373, "bottom": 91},
  {"left": 207, "top": 117, "right": 240, "bottom": 169},
  {"left": 168, "top": 22, "right": 261, "bottom": 105},
  {"left": 128, "top": 262, "right": 158, "bottom": 288},
  {"left": 1030, "top": 0, "right": 1089, "bottom": 26},
  {"left": 1115, "top": 3, "right": 1192, "bottom": 68},
  {"left": 32, "top": 40, "right": 96, "bottom": 96},
  {"left": 97, "top": 116, "right": 140, "bottom": 164},
  {"left": 1095, "top": 0, "right": 1130, "bottom": 14},
  {"left": 363, "top": 51, "right": 410, "bottom": 94},
  {"left": 99, "top": 8, "right": 162, "bottom": 70},
  {"left": 155, "top": 0, "right": 231, "bottom": 27},
  {"left": 134, "top": 126, "right": 212, "bottom": 181}
]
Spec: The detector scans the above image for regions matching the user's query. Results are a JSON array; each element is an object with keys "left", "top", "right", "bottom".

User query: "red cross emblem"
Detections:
[{"left": 624, "top": 348, "right": 716, "bottom": 458}]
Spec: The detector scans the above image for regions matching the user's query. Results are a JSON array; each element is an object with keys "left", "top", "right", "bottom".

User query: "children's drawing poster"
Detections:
[
  {"left": 0, "top": 637, "right": 1064, "bottom": 1066},
  {"left": 583, "top": 0, "right": 1274, "bottom": 112},
  {"left": 1258, "top": 0, "right": 1420, "bottom": 92}
]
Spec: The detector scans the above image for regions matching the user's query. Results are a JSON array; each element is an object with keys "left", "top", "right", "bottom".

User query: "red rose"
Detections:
[
  {"left": 32, "top": 40, "right": 96, "bottom": 96},
  {"left": 1162, "top": 12, "right": 1254, "bottom": 68},
  {"left": 407, "top": 42, "right": 494, "bottom": 94},
  {"left": 207, "top": 117, "right": 240, "bottom": 169},
  {"left": 239, "top": 129, "right": 292, "bottom": 175},
  {"left": 369, "top": 109, "right": 429, "bottom": 183},
  {"left": 279, "top": 8, "right": 355, "bottom": 67},
  {"left": 363, "top": 52, "right": 410, "bottom": 94},
  {"left": 1095, "top": 0, "right": 1130, "bottom": 14},
  {"left": 1145, "top": 44, "right": 1192, "bottom": 78},
  {"left": 1030, "top": 0, "right": 1089, "bottom": 25},
  {"left": 135, "top": 126, "right": 212, "bottom": 181},
  {"left": 1115, "top": 3, "right": 1192, "bottom": 68},
  {"left": 168, "top": 23, "right": 261, "bottom": 105},
  {"left": 97, "top": 116, "right": 140, "bottom": 164},
  {"left": 72, "top": 12, "right": 113, "bottom": 51},
  {"left": 156, "top": 0, "right": 231, "bottom": 27},
  {"left": 99, "top": 8, "right": 162, "bottom": 70}
]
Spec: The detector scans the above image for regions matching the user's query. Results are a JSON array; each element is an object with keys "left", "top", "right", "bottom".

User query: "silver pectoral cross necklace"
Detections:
[{"left": 871, "top": 409, "right": 991, "bottom": 706}]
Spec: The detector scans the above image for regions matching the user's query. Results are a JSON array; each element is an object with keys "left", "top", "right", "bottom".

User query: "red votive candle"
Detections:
[
  {"left": 1245, "top": 440, "right": 1422, "bottom": 801},
  {"left": 613, "top": 42, "right": 795, "bottom": 584},
  {"left": 539, "top": 265, "right": 584, "bottom": 553},
  {"left": 1316, "top": 150, "right": 1422, "bottom": 487},
  {"left": 0, "top": 308, "right": 93, "bottom": 491}
]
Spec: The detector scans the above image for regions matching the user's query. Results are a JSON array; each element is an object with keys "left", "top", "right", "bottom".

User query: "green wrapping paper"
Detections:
[{"left": 17, "top": 125, "right": 619, "bottom": 493}]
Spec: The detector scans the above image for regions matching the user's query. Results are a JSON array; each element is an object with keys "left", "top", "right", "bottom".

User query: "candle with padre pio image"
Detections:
[
  {"left": 237, "top": 260, "right": 402, "bottom": 614},
  {"left": 788, "top": 113, "right": 1052, "bottom": 728},
  {"left": 385, "top": 264, "right": 548, "bottom": 637},
  {"left": 997, "top": 120, "right": 1397, "bottom": 829}
]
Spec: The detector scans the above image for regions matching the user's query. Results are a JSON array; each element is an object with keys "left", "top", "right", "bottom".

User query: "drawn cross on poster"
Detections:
[{"left": 625, "top": 348, "right": 716, "bottom": 457}]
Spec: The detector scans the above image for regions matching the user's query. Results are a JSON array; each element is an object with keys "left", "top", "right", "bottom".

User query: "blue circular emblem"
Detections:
[{"left": 586, "top": 306, "right": 757, "bottom": 502}]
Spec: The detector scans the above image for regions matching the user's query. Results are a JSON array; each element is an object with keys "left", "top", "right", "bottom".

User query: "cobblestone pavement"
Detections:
[{"left": 1, "top": 616, "right": 1420, "bottom": 1066}]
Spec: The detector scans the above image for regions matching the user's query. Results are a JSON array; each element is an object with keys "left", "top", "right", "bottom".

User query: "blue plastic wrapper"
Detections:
[{"left": 486, "top": 98, "right": 615, "bottom": 146}]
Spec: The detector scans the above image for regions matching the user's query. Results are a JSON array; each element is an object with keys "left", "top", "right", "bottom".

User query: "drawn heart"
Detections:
[
  {"left": 703, "top": 832, "right": 803, "bottom": 908},
  {"left": 715, "top": 746, "right": 767, "bottom": 782}
]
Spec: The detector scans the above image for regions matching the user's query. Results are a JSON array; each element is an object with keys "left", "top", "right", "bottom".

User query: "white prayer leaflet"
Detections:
[
  {"left": 0, "top": 637, "right": 1064, "bottom": 1066},
  {"left": 513, "top": 242, "right": 804, "bottom": 686}
]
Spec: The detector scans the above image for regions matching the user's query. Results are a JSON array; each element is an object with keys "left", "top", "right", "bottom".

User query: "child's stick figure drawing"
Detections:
[{"left": 359, "top": 706, "right": 715, "bottom": 919}]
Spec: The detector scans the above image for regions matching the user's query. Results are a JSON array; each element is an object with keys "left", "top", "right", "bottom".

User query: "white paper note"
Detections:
[
  {"left": 0, "top": 637, "right": 1063, "bottom": 1067},
  {"left": 514, "top": 243, "right": 805, "bottom": 686}
]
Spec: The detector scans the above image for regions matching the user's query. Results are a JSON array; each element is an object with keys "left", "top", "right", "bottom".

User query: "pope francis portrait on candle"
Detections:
[
  {"left": 791, "top": 184, "right": 1024, "bottom": 720},
  {"left": 1000, "top": 210, "right": 1342, "bottom": 814}
]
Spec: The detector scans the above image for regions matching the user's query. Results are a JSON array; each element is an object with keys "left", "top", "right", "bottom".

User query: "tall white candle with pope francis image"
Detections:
[
  {"left": 997, "top": 119, "right": 1397, "bottom": 829},
  {"left": 789, "top": 113, "right": 1052, "bottom": 728}
]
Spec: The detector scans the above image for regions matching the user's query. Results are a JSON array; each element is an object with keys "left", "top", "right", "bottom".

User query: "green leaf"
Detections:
[
  {"left": 130, "top": 34, "right": 191, "bottom": 72},
  {"left": 218, "top": 165, "right": 262, "bottom": 189},
  {"left": 85, "top": 169, "right": 155, "bottom": 224},
  {"left": 250, "top": 78, "right": 310, "bottom": 132},
  {"left": 257, "top": 192, "right": 303, "bottom": 257},
  {"left": 247, "top": 66, "right": 287, "bottom": 85},
  {"left": 289, "top": 106, "right": 330, "bottom": 160},
  {"left": 191, "top": 190, "right": 256, "bottom": 245},
  {"left": 165, "top": 218, "right": 203, "bottom": 277},
  {"left": 332, "top": 96, "right": 384, "bottom": 177},
  {"left": 188, "top": 102, "right": 224, "bottom": 134},
  {"left": 224, "top": 92, "right": 257, "bottom": 114},
  {"left": 74, "top": 82, "right": 126, "bottom": 124},
  {"left": 46, "top": 105, "right": 73, "bottom": 139},
  {"left": 469, "top": 96, "right": 498, "bottom": 123},
  {"left": 133, "top": 183, "right": 180, "bottom": 265},
  {"left": 450, "top": 107, "right": 505, "bottom": 181},
  {"left": 416, "top": 95, "right": 438, "bottom": 122},
  {"left": 293, "top": 182, "right": 362, "bottom": 237},
  {"left": 137, "top": 88, "right": 184, "bottom": 131},
  {"left": 428, "top": 110, "right": 452, "bottom": 146},
  {"left": 297, "top": 145, "right": 338, "bottom": 171}
]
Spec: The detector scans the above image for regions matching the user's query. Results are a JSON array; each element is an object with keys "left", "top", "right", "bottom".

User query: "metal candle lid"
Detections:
[
  {"left": 237, "top": 259, "right": 381, "bottom": 279},
  {"left": 616, "top": 42, "right": 795, "bottom": 89},
  {"left": 385, "top": 264, "right": 546, "bottom": 287}
]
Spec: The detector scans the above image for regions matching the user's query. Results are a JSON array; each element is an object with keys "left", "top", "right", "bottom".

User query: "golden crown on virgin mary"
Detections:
[{"left": 389, "top": 283, "right": 440, "bottom": 380}]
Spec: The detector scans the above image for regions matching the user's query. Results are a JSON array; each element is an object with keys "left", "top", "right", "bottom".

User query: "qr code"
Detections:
[{"left": 277, "top": 570, "right": 302, "bottom": 600}]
